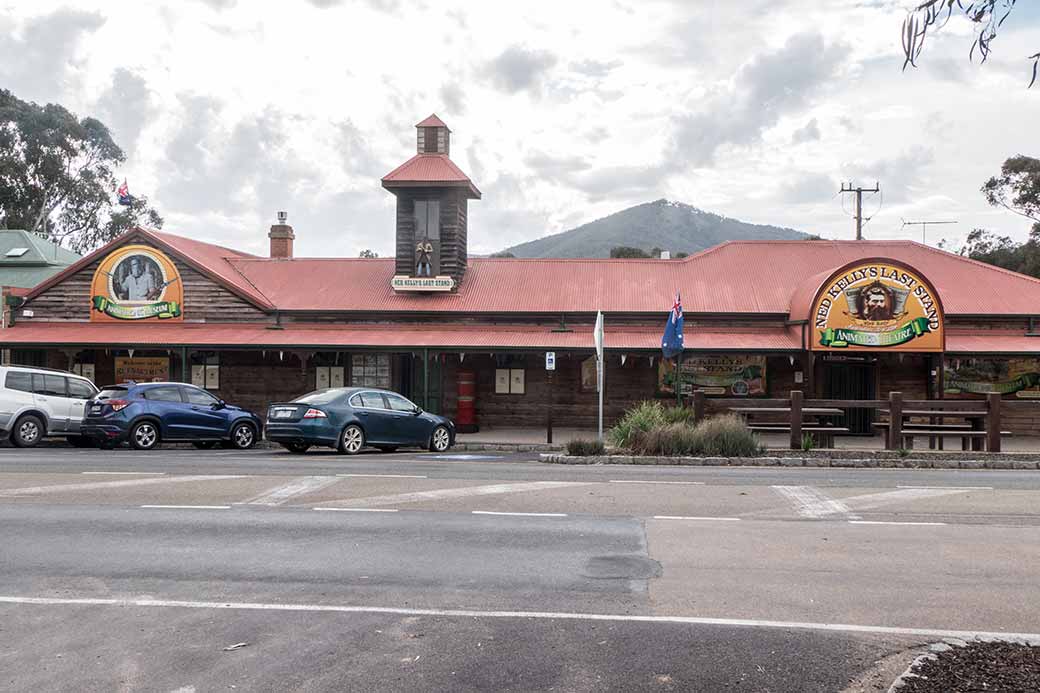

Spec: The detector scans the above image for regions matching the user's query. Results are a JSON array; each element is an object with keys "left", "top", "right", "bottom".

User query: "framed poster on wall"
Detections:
[
  {"left": 944, "top": 358, "right": 1040, "bottom": 398},
  {"left": 658, "top": 355, "right": 766, "bottom": 396}
]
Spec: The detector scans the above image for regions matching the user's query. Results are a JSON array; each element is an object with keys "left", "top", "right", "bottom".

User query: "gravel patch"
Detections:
[{"left": 892, "top": 641, "right": 1039, "bottom": 692}]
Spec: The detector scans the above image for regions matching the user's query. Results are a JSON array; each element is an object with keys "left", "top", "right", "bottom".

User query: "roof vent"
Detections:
[
  {"left": 5, "top": 247, "right": 28, "bottom": 257},
  {"left": 659, "top": 250, "right": 671, "bottom": 260},
  {"left": 277, "top": 211, "right": 288, "bottom": 224}
]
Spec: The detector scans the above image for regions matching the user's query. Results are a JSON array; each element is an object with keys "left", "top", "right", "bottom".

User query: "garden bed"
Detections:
[{"left": 892, "top": 641, "right": 1039, "bottom": 692}]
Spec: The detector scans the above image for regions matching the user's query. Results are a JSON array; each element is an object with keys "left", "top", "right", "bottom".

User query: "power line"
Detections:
[{"left": 839, "top": 182, "right": 880, "bottom": 240}]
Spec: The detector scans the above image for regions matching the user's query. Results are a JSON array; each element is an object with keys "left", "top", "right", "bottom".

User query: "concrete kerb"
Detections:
[{"left": 542, "top": 450, "right": 1040, "bottom": 469}]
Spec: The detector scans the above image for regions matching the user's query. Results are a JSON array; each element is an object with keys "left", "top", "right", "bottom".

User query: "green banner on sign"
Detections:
[
  {"left": 92, "top": 295, "right": 181, "bottom": 320},
  {"left": 820, "top": 317, "right": 932, "bottom": 348}
]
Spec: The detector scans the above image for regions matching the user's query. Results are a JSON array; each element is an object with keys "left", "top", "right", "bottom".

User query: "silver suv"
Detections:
[{"left": 0, "top": 365, "right": 100, "bottom": 447}]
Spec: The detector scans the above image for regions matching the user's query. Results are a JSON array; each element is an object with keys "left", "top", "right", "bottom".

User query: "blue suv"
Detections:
[{"left": 82, "top": 382, "right": 263, "bottom": 451}]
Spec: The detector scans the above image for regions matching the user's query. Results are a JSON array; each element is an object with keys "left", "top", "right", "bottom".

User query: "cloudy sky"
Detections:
[{"left": 1, "top": 0, "right": 1037, "bottom": 257}]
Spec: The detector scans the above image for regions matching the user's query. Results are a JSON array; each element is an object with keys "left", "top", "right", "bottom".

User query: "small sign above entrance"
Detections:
[
  {"left": 391, "top": 275, "right": 455, "bottom": 292},
  {"left": 545, "top": 352, "right": 556, "bottom": 371}
]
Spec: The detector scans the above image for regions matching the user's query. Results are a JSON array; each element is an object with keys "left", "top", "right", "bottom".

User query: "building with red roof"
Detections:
[{"left": 3, "top": 116, "right": 1040, "bottom": 437}]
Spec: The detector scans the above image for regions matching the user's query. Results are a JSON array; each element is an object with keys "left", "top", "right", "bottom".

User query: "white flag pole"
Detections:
[{"left": 594, "top": 311, "right": 605, "bottom": 441}]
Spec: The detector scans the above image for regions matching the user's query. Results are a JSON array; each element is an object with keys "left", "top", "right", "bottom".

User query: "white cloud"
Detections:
[{"left": 0, "top": 0, "right": 1034, "bottom": 257}]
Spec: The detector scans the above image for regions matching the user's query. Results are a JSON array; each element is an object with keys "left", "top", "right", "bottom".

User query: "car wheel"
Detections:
[
  {"left": 68, "top": 435, "right": 96, "bottom": 448},
  {"left": 129, "top": 421, "right": 160, "bottom": 451},
  {"left": 230, "top": 422, "right": 257, "bottom": 450},
  {"left": 429, "top": 425, "right": 451, "bottom": 452},
  {"left": 282, "top": 442, "right": 310, "bottom": 455},
  {"left": 192, "top": 441, "right": 218, "bottom": 450},
  {"left": 338, "top": 424, "right": 365, "bottom": 455},
  {"left": 375, "top": 445, "right": 398, "bottom": 453},
  {"left": 12, "top": 414, "right": 44, "bottom": 448}
]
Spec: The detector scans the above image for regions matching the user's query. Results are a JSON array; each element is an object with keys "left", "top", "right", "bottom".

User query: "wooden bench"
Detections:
[
  {"left": 748, "top": 425, "right": 850, "bottom": 448},
  {"left": 896, "top": 429, "right": 1010, "bottom": 451}
]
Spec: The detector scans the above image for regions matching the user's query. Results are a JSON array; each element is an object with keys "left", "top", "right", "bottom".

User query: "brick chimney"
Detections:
[{"left": 268, "top": 211, "right": 294, "bottom": 259}]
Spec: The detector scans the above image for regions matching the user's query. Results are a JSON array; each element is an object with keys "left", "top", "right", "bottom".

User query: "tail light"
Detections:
[
  {"left": 303, "top": 408, "right": 327, "bottom": 419},
  {"left": 109, "top": 399, "right": 130, "bottom": 412}
]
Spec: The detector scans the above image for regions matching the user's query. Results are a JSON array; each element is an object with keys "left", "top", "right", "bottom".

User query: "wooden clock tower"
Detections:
[{"left": 381, "top": 115, "right": 481, "bottom": 292}]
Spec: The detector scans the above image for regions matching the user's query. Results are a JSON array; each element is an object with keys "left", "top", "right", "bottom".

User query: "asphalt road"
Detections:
[{"left": 2, "top": 446, "right": 1039, "bottom": 692}]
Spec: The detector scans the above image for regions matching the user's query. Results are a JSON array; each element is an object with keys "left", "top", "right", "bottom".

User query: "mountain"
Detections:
[{"left": 498, "top": 199, "right": 812, "bottom": 258}]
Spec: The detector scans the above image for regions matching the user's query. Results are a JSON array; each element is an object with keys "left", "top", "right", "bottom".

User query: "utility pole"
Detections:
[
  {"left": 901, "top": 219, "right": 957, "bottom": 246},
  {"left": 840, "top": 182, "right": 880, "bottom": 240}
]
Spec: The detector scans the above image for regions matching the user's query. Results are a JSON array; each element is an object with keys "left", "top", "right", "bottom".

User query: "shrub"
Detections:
[
  {"left": 608, "top": 401, "right": 667, "bottom": 449},
  {"left": 567, "top": 438, "right": 605, "bottom": 456},
  {"left": 633, "top": 422, "right": 701, "bottom": 456},
  {"left": 662, "top": 406, "right": 697, "bottom": 426},
  {"left": 801, "top": 433, "right": 816, "bottom": 451},
  {"left": 692, "top": 414, "right": 763, "bottom": 457}
]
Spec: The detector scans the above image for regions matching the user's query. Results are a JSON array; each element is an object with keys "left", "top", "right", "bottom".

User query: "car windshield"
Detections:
[
  {"left": 293, "top": 389, "right": 344, "bottom": 405},
  {"left": 96, "top": 387, "right": 128, "bottom": 400}
]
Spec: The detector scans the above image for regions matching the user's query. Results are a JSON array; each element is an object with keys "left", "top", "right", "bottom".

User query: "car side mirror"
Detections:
[
  {"left": 212, "top": 400, "right": 226, "bottom": 410},
  {"left": 413, "top": 406, "right": 423, "bottom": 415}
]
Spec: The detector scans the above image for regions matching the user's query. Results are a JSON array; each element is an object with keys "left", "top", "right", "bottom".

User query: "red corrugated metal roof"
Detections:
[
  {"left": 224, "top": 240, "right": 1040, "bottom": 316},
  {"left": 0, "top": 322, "right": 801, "bottom": 351},
  {"left": 381, "top": 154, "right": 481, "bottom": 198},
  {"left": 416, "top": 114, "right": 449, "bottom": 129},
  {"left": 23, "top": 227, "right": 274, "bottom": 310},
  {"left": 946, "top": 332, "right": 1040, "bottom": 353}
]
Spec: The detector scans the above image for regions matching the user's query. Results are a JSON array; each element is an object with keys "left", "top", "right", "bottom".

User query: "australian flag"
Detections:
[
  {"left": 117, "top": 179, "right": 133, "bottom": 206},
  {"left": 661, "top": 292, "right": 684, "bottom": 358}
]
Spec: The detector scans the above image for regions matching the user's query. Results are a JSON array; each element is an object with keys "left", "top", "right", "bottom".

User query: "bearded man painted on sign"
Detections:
[{"left": 855, "top": 281, "right": 897, "bottom": 322}]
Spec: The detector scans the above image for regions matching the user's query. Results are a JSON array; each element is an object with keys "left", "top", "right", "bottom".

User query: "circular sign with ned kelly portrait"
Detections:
[{"left": 90, "top": 244, "right": 184, "bottom": 321}]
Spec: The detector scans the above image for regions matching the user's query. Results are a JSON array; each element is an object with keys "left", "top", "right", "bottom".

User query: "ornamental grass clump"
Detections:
[
  {"left": 633, "top": 422, "right": 701, "bottom": 456},
  {"left": 691, "top": 414, "right": 763, "bottom": 457},
  {"left": 566, "top": 438, "right": 606, "bottom": 457},
  {"left": 608, "top": 401, "right": 666, "bottom": 449},
  {"left": 661, "top": 406, "right": 697, "bottom": 426}
]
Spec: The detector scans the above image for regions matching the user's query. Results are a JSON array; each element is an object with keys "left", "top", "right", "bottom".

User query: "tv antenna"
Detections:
[{"left": 901, "top": 219, "right": 958, "bottom": 245}]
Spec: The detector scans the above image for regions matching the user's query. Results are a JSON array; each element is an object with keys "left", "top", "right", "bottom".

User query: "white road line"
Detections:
[
  {"left": 474, "top": 507, "right": 569, "bottom": 511},
  {"left": 322, "top": 481, "right": 590, "bottom": 508},
  {"left": 0, "top": 474, "right": 246, "bottom": 497},
  {"left": 336, "top": 473, "right": 428, "bottom": 479},
  {"left": 849, "top": 520, "right": 947, "bottom": 526},
  {"left": 313, "top": 507, "right": 399, "bottom": 513},
  {"left": 653, "top": 516, "right": 741, "bottom": 522},
  {"left": 242, "top": 476, "right": 341, "bottom": 506},
  {"left": 140, "top": 505, "right": 230, "bottom": 510},
  {"left": 609, "top": 480, "right": 705, "bottom": 485},
  {"left": 896, "top": 485, "right": 993, "bottom": 491},
  {"left": 3, "top": 595, "right": 1038, "bottom": 643},
  {"left": 771, "top": 485, "right": 859, "bottom": 519},
  {"left": 81, "top": 471, "right": 167, "bottom": 476},
  {"left": 841, "top": 488, "right": 971, "bottom": 511}
]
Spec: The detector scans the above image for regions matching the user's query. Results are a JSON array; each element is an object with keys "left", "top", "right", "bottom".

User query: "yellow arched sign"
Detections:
[
  {"left": 811, "top": 259, "right": 943, "bottom": 352},
  {"left": 90, "top": 244, "right": 183, "bottom": 321}
]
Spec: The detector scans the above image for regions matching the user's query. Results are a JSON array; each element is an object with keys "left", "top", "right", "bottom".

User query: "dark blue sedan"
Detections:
[
  {"left": 265, "top": 387, "right": 455, "bottom": 455},
  {"left": 82, "top": 382, "right": 263, "bottom": 451}
]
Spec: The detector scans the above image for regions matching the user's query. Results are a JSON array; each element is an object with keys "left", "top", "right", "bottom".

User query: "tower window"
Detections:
[
  {"left": 414, "top": 200, "right": 440, "bottom": 240},
  {"left": 422, "top": 127, "right": 440, "bottom": 153}
]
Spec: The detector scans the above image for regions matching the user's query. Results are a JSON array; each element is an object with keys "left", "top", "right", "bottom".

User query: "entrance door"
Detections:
[{"left": 824, "top": 361, "right": 877, "bottom": 435}]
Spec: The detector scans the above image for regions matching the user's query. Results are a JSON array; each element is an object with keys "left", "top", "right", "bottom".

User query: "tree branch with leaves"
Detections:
[{"left": 902, "top": 0, "right": 1039, "bottom": 87}]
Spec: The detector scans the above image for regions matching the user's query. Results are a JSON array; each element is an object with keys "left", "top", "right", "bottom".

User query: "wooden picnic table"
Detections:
[
  {"left": 879, "top": 408, "right": 990, "bottom": 451},
  {"left": 880, "top": 409, "right": 988, "bottom": 417}
]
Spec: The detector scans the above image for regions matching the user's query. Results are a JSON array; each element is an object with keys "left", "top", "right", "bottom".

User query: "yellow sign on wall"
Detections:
[
  {"left": 90, "top": 244, "right": 183, "bottom": 321},
  {"left": 115, "top": 357, "right": 170, "bottom": 383},
  {"left": 811, "top": 260, "right": 943, "bottom": 352}
]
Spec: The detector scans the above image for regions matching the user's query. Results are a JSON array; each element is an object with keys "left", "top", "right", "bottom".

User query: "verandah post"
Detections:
[
  {"left": 789, "top": 390, "right": 802, "bottom": 450},
  {"left": 888, "top": 391, "right": 903, "bottom": 451},
  {"left": 676, "top": 352, "right": 682, "bottom": 406},
  {"left": 987, "top": 392, "right": 1001, "bottom": 453},
  {"left": 692, "top": 390, "right": 705, "bottom": 423}
]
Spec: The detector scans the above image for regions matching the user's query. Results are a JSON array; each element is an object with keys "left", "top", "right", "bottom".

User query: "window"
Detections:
[
  {"left": 144, "top": 386, "right": 184, "bottom": 402},
  {"left": 97, "top": 387, "right": 128, "bottom": 400},
  {"left": 5, "top": 371, "right": 32, "bottom": 393},
  {"left": 422, "top": 127, "right": 439, "bottom": 153},
  {"left": 413, "top": 200, "right": 440, "bottom": 240},
  {"left": 67, "top": 379, "right": 97, "bottom": 400},
  {"left": 190, "top": 352, "right": 220, "bottom": 390},
  {"left": 349, "top": 394, "right": 362, "bottom": 407},
  {"left": 294, "top": 389, "right": 344, "bottom": 405},
  {"left": 183, "top": 387, "right": 219, "bottom": 406},
  {"left": 70, "top": 362, "right": 95, "bottom": 383},
  {"left": 385, "top": 393, "right": 416, "bottom": 412},
  {"left": 359, "top": 392, "right": 387, "bottom": 409},
  {"left": 33, "top": 374, "right": 67, "bottom": 397},
  {"left": 494, "top": 368, "right": 525, "bottom": 395},
  {"left": 351, "top": 354, "right": 391, "bottom": 389}
]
